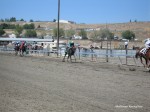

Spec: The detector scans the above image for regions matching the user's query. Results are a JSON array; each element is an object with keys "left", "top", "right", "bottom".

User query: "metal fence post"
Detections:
[{"left": 126, "top": 47, "right": 128, "bottom": 65}]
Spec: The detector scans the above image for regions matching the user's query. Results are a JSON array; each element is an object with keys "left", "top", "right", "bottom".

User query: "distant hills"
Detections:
[{"left": 1, "top": 21, "right": 150, "bottom": 40}]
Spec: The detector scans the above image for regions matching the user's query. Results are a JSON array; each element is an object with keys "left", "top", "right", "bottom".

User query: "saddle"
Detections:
[{"left": 140, "top": 48, "right": 150, "bottom": 55}]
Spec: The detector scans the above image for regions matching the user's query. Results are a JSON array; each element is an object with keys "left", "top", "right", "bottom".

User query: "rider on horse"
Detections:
[
  {"left": 140, "top": 38, "right": 150, "bottom": 55},
  {"left": 14, "top": 42, "right": 20, "bottom": 50},
  {"left": 14, "top": 42, "right": 20, "bottom": 55},
  {"left": 65, "top": 41, "right": 75, "bottom": 53},
  {"left": 63, "top": 41, "right": 76, "bottom": 62}
]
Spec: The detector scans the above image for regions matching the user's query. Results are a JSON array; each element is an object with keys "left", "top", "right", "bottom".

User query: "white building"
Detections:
[
  {"left": 56, "top": 20, "right": 76, "bottom": 24},
  {"left": 9, "top": 34, "right": 16, "bottom": 38}
]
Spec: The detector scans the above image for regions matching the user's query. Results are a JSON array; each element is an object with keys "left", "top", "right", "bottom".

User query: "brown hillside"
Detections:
[{"left": 1, "top": 21, "right": 150, "bottom": 40}]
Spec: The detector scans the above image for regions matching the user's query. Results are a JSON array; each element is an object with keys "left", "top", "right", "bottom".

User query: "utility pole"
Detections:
[{"left": 57, "top": 0, "right": 60, "bottom": 56}]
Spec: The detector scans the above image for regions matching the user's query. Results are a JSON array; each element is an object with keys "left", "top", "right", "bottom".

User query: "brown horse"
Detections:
[
  {"left": 19, "top": 42, "right": 26, "bottom": 56},
  {"left": 135, "top": 47, "right": 150, "bottom": 69},
  {"left": 62, "top": 47, "right": 76, "bottom": 62}
]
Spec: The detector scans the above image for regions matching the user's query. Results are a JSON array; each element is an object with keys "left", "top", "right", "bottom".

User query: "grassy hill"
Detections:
[{"left": 1, "top": 21, "right": 150, "bottom": 41}]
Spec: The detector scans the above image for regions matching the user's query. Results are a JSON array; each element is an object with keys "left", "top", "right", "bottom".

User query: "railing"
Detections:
[{"left": 0, "top": 47, "right": 140, "bottom": 66}]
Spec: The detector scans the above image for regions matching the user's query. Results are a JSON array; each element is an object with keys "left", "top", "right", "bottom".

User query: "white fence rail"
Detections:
[{"left": 0, "top": 47, "right": 140, "bottom": 66}]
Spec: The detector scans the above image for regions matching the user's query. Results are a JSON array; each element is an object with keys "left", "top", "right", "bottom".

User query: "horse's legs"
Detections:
[
  {"left": 62, "top": 52, "right": 67, "bottom": 62},
  {"left": 62, "top": 55, "right": 66, "bottom": 62},
  {"left": 20, "top": 50, "right": 23, "bottom": 57},
  {"left": 22, "top": 50, "right": 24, "bottom": 56},
  {"left": 140, "top": 57, "right": 146, "bottom": 67},
  {"left": 19, "top": 50, "right": 21, "bottom": 56},
  {"left": 146, "top": 59, "right": 150, "bottom": 70},
  {"left": 70, "top": 55, "right": 72, "bottom": 62},
  {"left": 67, "top": 55, "right": 70, "bottom": 62},
  {"left": 73, "top": 55, "right": 76, "bottom": 62},
  {"left": 15, "top": 50, "right": 17, "bottom": 56}
]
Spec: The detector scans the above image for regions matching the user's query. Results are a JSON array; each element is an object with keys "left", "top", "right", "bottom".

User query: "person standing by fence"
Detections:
[
  {"left": 124, "top": 41, "right": 128, "bottom": 49},
  {"left": 124, "top": 40, "right": 129, "bottom": 64},
  {"left": 90, "top": 45, "right": 94, "bottom": 61}
]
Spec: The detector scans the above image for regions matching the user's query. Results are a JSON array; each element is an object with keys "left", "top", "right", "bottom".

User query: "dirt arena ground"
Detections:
[{"left": 0, "top": 53, "right": 150, "bottom": 112}]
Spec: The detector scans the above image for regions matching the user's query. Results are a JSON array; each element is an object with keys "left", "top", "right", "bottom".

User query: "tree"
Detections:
[
  {"left": 53, "top": 28, "right": 65, "bottom": 38},
  {"left": 53, "top": 19, "right": 56, "bottom": 22},
  {"left": 122, "top": 30, "right": 135, "bottom": 40},
  {"left": 0, "top": 29, "right": 5, "bottom": 36},
  {"left": 78, "top": 29, "right": 87, "bottom": 39},
  {"left": 23, "top": 23, "right": 35, "bottom": 29},
  {"left": 10, "top": 17, "right": 16, "bottom": 22},
  {"left": 89, "top": 30, "right": 99, "bottom": 41},
  {"left": 89, "top": 29, "right": 113, "bottom": 48},
  {"left": 99, "top": 29, "right": 114, "bottom": 40},
  {"left": 15, "top": 25, "right": 23, "bottom": 37},
  {"left": 130, "top": 19, "right": 132, "bottom": 22},
  {"left": 0, "top": 23, "right": 16, "bottom": 29},
  {"left": 30, "top": 19, "right": 34, "bottom": 22},
  {"left": 66, "top": 29, "right": 75, "bottom": 37},
  {"left": 0, "top": 23, "right": 8, "bottom": 29},
  {"left": 20, "top": 18, "right": 24, "bottom": 21},
  {"left": 24, "top": 30, "right": 37, "bottom": 37}
]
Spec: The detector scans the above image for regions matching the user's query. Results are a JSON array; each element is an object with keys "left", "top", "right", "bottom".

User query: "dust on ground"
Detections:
[{"left": 0, "top": 53, "right": 150, "bottom": 112}]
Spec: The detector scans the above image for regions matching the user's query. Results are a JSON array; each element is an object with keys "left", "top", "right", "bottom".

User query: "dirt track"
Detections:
[{"left": 0, "top": 53, "right": 150, "bottom": 112}]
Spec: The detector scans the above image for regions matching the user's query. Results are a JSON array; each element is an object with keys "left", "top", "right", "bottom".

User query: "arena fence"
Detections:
[{"left": 0, "top": 47, "right": 142, "bottom": 66}]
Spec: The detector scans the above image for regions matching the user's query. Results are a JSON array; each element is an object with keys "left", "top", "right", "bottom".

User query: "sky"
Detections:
[{"left": 0, "top": 0, "right": 150, "bottom": 24}]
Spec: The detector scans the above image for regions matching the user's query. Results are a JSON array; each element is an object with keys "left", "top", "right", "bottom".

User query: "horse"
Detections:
[
  {"left": 135, "top": 47, "right": 150, "bottom": 69},
  {"left": 62, "top": 47, "right": 76, "bottom": 62},
  {"left": 14, "top": 44, "right": 20, "bottom": 56},
  {"left": 19, "top": 43, "right": 26, "bottom": 56}
]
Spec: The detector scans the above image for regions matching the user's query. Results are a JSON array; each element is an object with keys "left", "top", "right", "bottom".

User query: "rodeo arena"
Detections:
[
  {"left": 0, "top": 37, "right": 150, "bottom": 112},
  {"left": 0, "top": 37, "right": 140, "bottom": 65}
]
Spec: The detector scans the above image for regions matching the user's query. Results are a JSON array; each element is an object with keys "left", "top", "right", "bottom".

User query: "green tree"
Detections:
[
  {"left": 78, "top": 29, "right": 87, "bottom": 39},
  {"left": 99, "top": 29, "right": 114, "bottom": 40},
  {"left": 24, "top": 30, "right": 37, "bottom": 37},
  {"left": 30, "top": 19, "right": 34, "bottom": 22},
  {"left": 66, "top": 29, "right": 75, "bottom": 37},
  {"left": 89, "top": 30, "right": 99, "bottom": 41},
  {"left": 0, "top": 29, "right": 5, "bottom": 36},
  {"left": 23, "top": 23, "right": 35, "bottom": 29},
  {"left": 10, "top": 17, "right": 16, "bottom": 22},
  {"left": 20, "top": 18, "right": 24, "bottom": 21},
  {"left": 53, "top": 28, "right": 65, "bottom": 38},
  {"left": 53, "top": 19, "right": 56, "bottom": 22},
  {"left": 0, "top": 23, "right": 8, "bottom": 29},
  {"left": 90, "top": 29, "right": 114, "bottom": 41},
  {"left": 122, "top": 30, "right": 135, "bottom": 40},
  {"left": 15, "top": 25, "right": 23, "bottom": 37},
  {"left": 0, "top": 23, "right": 16, "bottom": 29}
]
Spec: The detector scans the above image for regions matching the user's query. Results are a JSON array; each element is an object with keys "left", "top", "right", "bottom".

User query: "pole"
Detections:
[
  {"left": 106, "top": 39, "right": 108, "bottom": 62},
  {"left": 125, "top": 42, "right": 128, "bottom": 65},
  {"left": 57, "top": 0, "right": 60, "bottom": 57}
]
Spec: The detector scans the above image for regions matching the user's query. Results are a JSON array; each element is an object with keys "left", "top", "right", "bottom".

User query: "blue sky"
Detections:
[{"left": 0, "top": 0, "right": 150, "bottom": 24}]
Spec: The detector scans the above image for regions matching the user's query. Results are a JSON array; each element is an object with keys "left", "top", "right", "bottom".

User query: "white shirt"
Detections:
[
  {"left": 124, "top": 42, "right": 128, "bottom": 45},
  {"left": 145, "top": 40, "right": 150, "bottom": 48}
]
